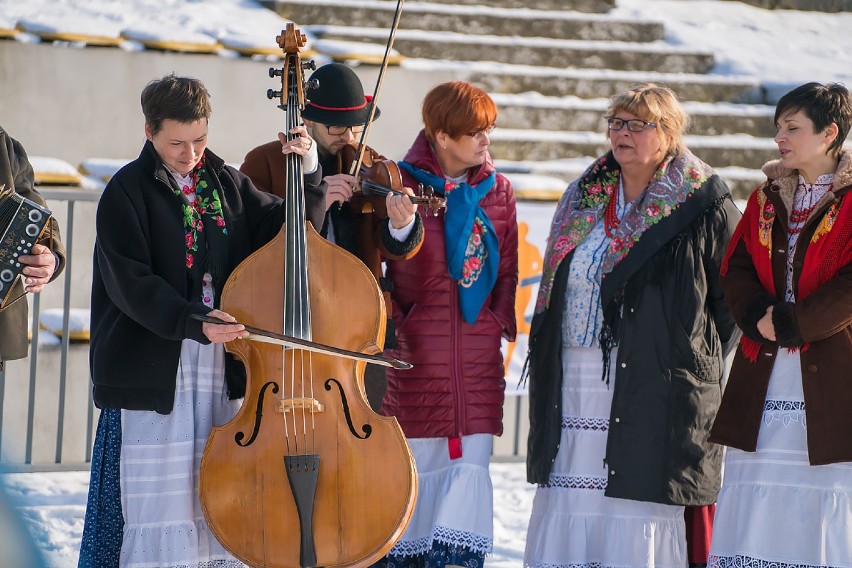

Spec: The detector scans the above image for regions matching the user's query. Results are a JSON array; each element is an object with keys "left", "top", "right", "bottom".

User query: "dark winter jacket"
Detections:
[
  {"left": 526, "top": 164, "right": 741, "bottom": 506},
  {"left": 0, "top": 127, "right": 65, "bottom": 366},
  {"left": 711, "top": 155, "right": 852, "bottom": 465},
  {"left": 90, "top": 141, "right": 324, "bottom": 413},
  {"left": 381, "top": 130, "right": 518, "bottom": 439}
]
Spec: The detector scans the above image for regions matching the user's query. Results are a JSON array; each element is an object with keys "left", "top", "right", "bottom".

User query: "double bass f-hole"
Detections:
[
  {"left": 235, "top": 381, "right": 280, "bottom": 447},
  {"left": 325, "top": 378, "right": 373, "bottom": 439}
]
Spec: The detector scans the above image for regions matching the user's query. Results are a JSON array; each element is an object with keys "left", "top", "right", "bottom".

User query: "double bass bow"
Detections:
[
  {"left": 330, "top": 0, "right": 447, "bottom": 218},
  {"left": 198, "top": 23, "right": 417, "bottom": 568}
]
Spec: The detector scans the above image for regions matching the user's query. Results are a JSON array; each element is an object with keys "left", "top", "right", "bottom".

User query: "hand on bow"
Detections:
[
  {"left": 202, "top": 309, "right": 249, "bottom": 344},
  {"left": 324, "top": 173, "right": 357, "bottom": 210}
]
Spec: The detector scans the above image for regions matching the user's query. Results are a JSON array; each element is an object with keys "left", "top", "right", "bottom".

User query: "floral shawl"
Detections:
[{"left": 534, "top": 149, "right": 713, "bottom": 313}]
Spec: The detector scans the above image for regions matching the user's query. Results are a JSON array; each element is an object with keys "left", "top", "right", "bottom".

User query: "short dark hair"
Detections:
[
  {"left": 141, "top": 74, "right": 212, "bottom": 135},
  {"left": 774, "top": 82, "right": 852, "bottom": 158}
]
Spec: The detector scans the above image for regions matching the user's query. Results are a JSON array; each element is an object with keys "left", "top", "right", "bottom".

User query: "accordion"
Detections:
[{"left": 0, "top": 185, "right": 52, "bottom": 308}]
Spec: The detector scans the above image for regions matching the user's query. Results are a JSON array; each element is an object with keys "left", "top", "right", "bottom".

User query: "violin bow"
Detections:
[
  {"left": 348, "top": 0, "right": 406, "bottom": 177},
  {"left": 191, "top": 314, "right": 412, "bottom": 369}
]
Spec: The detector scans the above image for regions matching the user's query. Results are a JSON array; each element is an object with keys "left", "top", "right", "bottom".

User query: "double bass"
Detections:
[{"left": 198, "top": 24, "right": 417, "bottom": 568}]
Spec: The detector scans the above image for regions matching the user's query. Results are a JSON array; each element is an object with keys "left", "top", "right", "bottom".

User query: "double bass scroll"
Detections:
[{"left": 198, "top": 23, "right": 417, "bottom": 568}]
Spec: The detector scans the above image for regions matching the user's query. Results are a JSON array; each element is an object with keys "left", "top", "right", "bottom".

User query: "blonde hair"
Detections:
[{"left": 606, "top": 83, "right": 689, "bottom": 157}]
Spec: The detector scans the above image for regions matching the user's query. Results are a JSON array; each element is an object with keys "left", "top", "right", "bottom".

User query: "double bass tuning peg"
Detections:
[
  {"left": 268, "top": 67, "right": 283, "bottom": 78},
  {"left": 267, "top": 89, "right": 282, "bottom": 100},
  {"left": 305, "top": 79, "right": 320, "bottom": 92}
]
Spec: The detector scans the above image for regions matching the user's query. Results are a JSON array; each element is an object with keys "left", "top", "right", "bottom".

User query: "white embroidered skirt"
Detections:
[
  {"left": 709, "top": 350, "right": 852, "bottom": 567},
  {"left": 387, "top": 434, "right": 494, "bottom": 558},
  {"left": 119, "top": 339, "right": 246, "bottom": 568},
  {"left": 524, "top": 346, "right": 686, "bottom": 568}
]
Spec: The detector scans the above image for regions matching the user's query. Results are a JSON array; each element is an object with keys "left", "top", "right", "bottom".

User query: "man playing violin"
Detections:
[{"left": 241, "top": 62, "right": 423, "bottom": 412}]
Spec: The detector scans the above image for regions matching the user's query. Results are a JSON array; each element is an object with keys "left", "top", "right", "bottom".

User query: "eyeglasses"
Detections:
[
  {"left": 326, "top": 124, "right": 366, "bottom": 136},
  {"left": 607, "top": 118, "right": 657, "bottom": 133},
  {"left": 466, "top": 125, "right": 496, "bottom": 139}
]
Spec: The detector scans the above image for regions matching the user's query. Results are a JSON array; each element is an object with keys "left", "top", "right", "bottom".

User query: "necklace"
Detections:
[
  {"left": 603, "top": 189, "right": 620, "bottom": 238},
  {"left": 789, "top": 181, "right": 832, "bottom": 234}
]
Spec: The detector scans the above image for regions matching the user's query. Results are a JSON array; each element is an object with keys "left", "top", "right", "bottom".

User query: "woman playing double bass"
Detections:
[
  {"left": 78, "top": 73, "right": 323, "bottom": 568},
  {"left": 241, "top": 62, "right": 425, "bottom": 412}
]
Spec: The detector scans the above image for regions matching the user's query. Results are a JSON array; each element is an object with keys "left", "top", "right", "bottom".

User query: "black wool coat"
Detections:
[
  {"left": 90, "top": 141, "right": 324, "bottom": 413},
  {"left": 526, "top": 175, "right": 741, "bottom": 506}
]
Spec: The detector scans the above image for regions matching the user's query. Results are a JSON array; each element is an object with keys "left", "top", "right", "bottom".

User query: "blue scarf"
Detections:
[{"left": 398, "top": 161, "right": 499, "bottom": 323}]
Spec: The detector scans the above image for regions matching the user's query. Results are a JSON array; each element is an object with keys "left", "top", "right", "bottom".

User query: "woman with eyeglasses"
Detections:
[
  {"left": 370, "top": 81, "right": 518, "bottom": 568},
  {"left": 707, "top": 83, "right": 852, "bottom": 567},
  {"left": 523, "top": 83, "right": 741, "bottom": 567}
]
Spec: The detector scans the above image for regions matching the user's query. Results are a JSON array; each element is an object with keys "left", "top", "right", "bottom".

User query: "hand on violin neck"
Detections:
[
  {"left": 278, "top": 127, "right": 318, "bottom": 174},
  {"left": 387, "top": 186, "right": 417, "bottom": 229},
  {"left": 202, "top": 309, "right": 249, "bottom": 344},
  {"left": 324, "top": 172, "right": 357, "bottom": 210}
]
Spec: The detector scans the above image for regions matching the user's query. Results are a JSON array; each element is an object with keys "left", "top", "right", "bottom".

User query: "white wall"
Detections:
[{"left": 0, "top": 40, "right": 449, "bottom": 169}]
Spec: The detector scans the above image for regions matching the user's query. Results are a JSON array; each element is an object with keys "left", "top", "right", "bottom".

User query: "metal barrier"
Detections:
[
  {"left": 0, "top": 185, "right": 530, "bottom": 471},
  {"left": 0, "top": 186, "right": 101, "bottom": 472}
]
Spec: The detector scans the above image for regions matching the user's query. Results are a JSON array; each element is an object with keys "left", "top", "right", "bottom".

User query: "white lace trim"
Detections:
[
  {"left": 160, "top": 562, "right": 244, "bottom": 568},
  {"left": 544, "top": 474, "right": 608, "bottom": 491},
  {"left": 710, "top": 553, "right": 831, "bottom": 568},
  {"left": 762, "top": 399, "right": 806, "bottom": 428},
  {"left": 526, "top": 562, "right": 636, "bottom": 568},
  {"left": 390, "top": 525, "right": 493, "bottom": 557},
  {"left": 562, "top": 416, "right": 609, "bottom": 432}
]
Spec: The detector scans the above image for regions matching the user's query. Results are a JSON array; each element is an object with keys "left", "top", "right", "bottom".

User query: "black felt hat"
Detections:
[{"left": 302, "top": 63, "right": 380, "bottom": 127}]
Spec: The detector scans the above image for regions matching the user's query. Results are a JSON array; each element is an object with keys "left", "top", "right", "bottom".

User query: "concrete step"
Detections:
[
  {"left": 721, "top": 0, "right": 852, "bottom": 11},
  {"left": 490, "top": 93, "right": 777, "bottom": 138},
  {"left": 401, "top": 59, "right": 766, "bottom": 103},
  {"left": 495, "top": 157, "right": 764, "bottom": 201},
  {"left": 329, "top": 0, "right": 618, "bottom": 12},
  {"left": 274, "top": 0, "right": 664, "bottom": 42},
  {"left": 308, "top": 26, "right": 716, "bottom": 73},
  {"left": 488, "top": 128, "right": 778, "bottom": 171}
]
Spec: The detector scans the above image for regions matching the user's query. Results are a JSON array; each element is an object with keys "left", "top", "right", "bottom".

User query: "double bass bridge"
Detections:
[{"left": 276, "top": 398, "right": 325, "bottom": 414}]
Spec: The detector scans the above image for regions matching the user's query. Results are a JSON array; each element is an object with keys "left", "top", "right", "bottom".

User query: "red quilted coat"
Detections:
[{"left": 382, "top": 130, "right": 518, "bottom": 439}]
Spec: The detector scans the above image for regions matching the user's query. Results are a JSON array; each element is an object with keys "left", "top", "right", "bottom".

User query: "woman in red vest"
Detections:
[
  {"left": 372, "top": 81, "right": 518, "bottom": 568},
  {"left": 709, "top": 82, "right": 852, "bottom": 566}
]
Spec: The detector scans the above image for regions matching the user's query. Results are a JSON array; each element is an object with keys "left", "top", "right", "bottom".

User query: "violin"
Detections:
[
  {"left": 340, "top": 142, "right": 446, "bottom": 216},
  {"left": 198, "top": 24, "right": 417, "bottom": 568}
]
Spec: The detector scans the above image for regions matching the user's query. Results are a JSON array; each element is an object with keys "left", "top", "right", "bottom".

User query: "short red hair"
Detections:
[{"left": 422, "top": 81, "right": 497, "bottom": 142}]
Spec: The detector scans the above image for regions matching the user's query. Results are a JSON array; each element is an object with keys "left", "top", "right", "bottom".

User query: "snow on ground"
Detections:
[{"left": 0, "top": 463, "right": 534, "bottom": 567}]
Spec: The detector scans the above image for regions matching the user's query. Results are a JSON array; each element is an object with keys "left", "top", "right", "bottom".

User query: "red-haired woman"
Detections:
[{"left": 372, "top": 81, "right": 518, "bottom": 568}]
